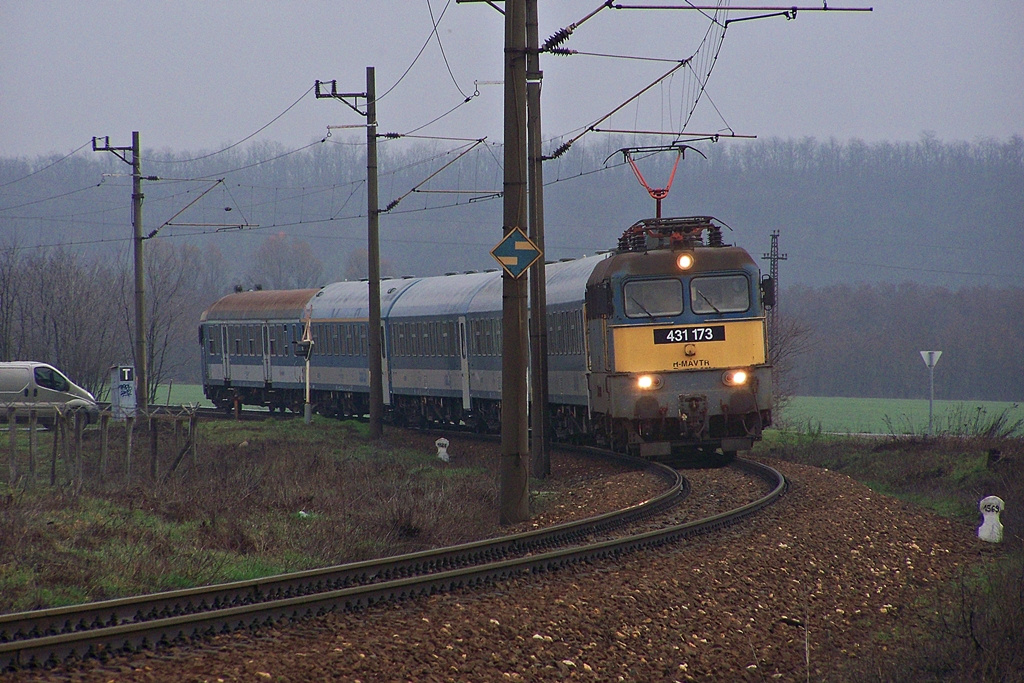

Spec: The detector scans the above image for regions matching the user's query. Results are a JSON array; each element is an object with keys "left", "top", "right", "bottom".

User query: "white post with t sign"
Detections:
[
  {"left": 110, "top": 365, "right": 136, "bottom": 420},
  {"left": 920, "top": 351, "right": 942, "bottom": 436}
]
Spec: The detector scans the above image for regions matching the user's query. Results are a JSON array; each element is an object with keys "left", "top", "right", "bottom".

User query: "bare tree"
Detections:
[
  {"left": 113, "top": 239, "right": 216, "bottom": 402},
  {"left": 0, "top": 237, "right": 19, "bottom": 361},
  {"left": 245, "top": 233, "right": 324, "bottom": 290},
  {"left": 769, "top": 313, "right": 814, "bottom": 414},
  {"left": 196, "top": 243, "right": 232, "bottom": 304},
  {"left": 344, "top": 248, "right": 368, "bottom": 281},
  {"left": 4, "top": 246, "right": 121, "bottom": 395},
  {"left": 343, "top": 247, "right": 397, "bottom": 281}
]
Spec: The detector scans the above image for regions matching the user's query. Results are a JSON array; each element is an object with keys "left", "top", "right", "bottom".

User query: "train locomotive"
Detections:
[{"left": 200, "top": 215, "right": 773, "bottom": 460}]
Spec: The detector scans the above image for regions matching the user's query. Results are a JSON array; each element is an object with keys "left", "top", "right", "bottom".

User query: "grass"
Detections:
[
  {"left": 758, "top": 418, "right": 1024, "bottom": 681},
  {"left": 96, "top": 382, "right": 214, "bottom": 408},
  {"left": 4, "top": 393, "right": 1021, "bottom": 677},
  {"left": 150, "top": 386, "right": 1022, "bottom": 436},
  {"left": 0, "top": 418, "right": 509, "bottom": 613},
  {"left": 779, "top": 396, "right": 1022, "bottom": 435}
]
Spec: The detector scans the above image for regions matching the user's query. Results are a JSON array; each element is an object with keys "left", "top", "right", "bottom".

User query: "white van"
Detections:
[{"left": 0, "top": 361, "right": 99, "bottom": 424}]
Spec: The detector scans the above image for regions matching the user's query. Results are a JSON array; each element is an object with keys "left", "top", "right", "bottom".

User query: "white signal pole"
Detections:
[{"left": 920, "top": 351, "right": 942, "bottom": 436}]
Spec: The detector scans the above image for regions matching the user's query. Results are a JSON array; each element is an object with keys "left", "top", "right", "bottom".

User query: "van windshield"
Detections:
[{"left": 35, "top": 367, "right": 70, "bottom": 392}]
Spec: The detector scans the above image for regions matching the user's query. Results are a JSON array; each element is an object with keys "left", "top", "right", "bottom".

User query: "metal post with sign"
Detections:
[
  {"left": 110, "top": 366, "right": 136, "bottom": 420},
  {"left": 920, "top": 351, "right": 942, "bottom": 436},
  {"left": 492, "top": 226, "right": 541, "bottom": 525},
  {"left": 300, "top": 306, "right": 315, "bottom": 425},
  {"left": 491, "top": 228, "right": 542, "bottom": 280}
]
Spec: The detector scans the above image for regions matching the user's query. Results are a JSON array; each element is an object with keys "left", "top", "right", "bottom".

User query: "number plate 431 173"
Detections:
[{"left": 653, "top": 325, "right": 725, "bottom": 344}]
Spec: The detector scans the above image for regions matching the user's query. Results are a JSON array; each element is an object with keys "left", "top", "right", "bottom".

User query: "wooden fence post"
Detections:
[
  {"left": 50, "top": 409, "right": 61, "bottom": 486},
  {"left": 149, "top": 415, "right": 159, "bottom": 480},
  {"left": 6, "top": 406, "right": 17, "bottom": 486},
  {"left": 27, "top": 409, "right": 37, "bottom": 487},
  {"left": 189, "top": 412, "right": 198, "bottom": 466},
  {"left": 173, "top": 418, "right": 182, "bottom": 463},
  {"left": 61, "top": 412, "right": 72, "bottom": 486},
  {"left": 125, "top": 415, "right": 134, "bottom": 481},
  {"left": 99, "top": 412, "right": 110, "bottom": 476},
  {"left": 74, "top": 411, "right": 84, "bottom": 493}
]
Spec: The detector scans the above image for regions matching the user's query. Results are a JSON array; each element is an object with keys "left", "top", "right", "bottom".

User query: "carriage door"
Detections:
[
  {"left": 380, "top": 322, "right": 391, "bottom": 405},
  {"left": 458, "top": 316, "right": 471, "bottom": 410},
  {"left": 220, "top": 325, "right": 231, "bottom": 381},
  {"left": 261, "top": 324, "right": 272, "bottom": 383}
]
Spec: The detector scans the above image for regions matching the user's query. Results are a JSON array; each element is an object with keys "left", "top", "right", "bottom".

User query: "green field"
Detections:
[
  {"left": 154, "top": 382, "right": 213, "bottom": 408},
  {"left": 778, "top": 396, "right": 1023, "bottom": 435},
  {"left": 150, "top": 384, "right": 1022, "bottom": 436}
]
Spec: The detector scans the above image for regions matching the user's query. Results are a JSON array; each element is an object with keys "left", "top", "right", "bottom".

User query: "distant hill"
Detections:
[{"left": 3, "top": 135, "right": 1021, "bottom": 290}]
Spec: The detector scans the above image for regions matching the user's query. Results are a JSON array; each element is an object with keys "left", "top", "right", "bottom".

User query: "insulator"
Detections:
[
  {"left": 544, "top": 141, "right": 572, "bottom": 161},
  {"left": 543, "top": 28, "right": 571, "bottom": 51}
]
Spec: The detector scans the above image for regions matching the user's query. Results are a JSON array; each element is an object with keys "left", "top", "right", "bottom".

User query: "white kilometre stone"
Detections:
[
  {"left": 435, "top": 437, "right": 450, "bottom": 462},
  {"left": 978, "top": 495, "right": 1004, "bottom": 543}
]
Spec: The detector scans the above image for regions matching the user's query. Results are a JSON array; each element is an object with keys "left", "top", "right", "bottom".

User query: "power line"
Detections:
[
  {"left": 0, "top": 183, "right": 104, "bottom": 212},
  {"left": 144, "top": 86, "right": 316, "bottom": 164},
  {"left": 0, "top": 141, "right": 93, "bottom": 189},
  {"left": 426, "top": 0, "right": 471, "bottom": 99}
]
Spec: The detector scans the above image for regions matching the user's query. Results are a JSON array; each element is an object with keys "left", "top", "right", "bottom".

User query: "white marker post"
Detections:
[
  {"left": 435, "top": 437, "right": 450, "bottom": 463},
  {"left": 919, "top": 351, "right": 942, "bottom": 436},
  {"left": 978, "top": 496, "right": 1004, "bottom": 543}
]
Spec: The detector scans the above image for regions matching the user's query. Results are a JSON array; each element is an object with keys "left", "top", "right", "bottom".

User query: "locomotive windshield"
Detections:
[
  {"left": 623, "top": 278, "right": 683, "bottom": 318},
  {"left": 690, "top": 275, "right": 750, "bottom": 314}
]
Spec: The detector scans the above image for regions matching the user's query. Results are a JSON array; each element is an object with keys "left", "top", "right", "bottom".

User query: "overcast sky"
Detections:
[{"left": 1, "top": 1, "right": 1021, "bottom": 159}]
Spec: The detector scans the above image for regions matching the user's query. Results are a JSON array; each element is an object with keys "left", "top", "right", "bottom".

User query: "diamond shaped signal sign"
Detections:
[{"left": 491, "top": 227, "right": 542, "bottom": 279}]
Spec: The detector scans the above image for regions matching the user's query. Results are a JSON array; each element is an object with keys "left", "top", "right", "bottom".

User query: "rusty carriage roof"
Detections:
[{"left": 200, "top": 289, "right": 320, "bottom": 322}]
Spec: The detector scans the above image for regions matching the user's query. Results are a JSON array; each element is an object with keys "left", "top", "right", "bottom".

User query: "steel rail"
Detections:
[
  {"left": 1, "top": 456, "right": 783, "bottom": 672},
  {"left": 0, "top": 447, "right": 680, "bottom": 668}
]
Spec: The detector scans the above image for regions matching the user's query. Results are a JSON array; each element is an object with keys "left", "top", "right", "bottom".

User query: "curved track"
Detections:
[{"left": 0, "top": 449, "right": 785, "bottom": 672}]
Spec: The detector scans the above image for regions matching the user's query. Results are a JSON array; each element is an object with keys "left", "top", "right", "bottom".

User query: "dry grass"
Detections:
[
  {"left": 759, "top": 428, "right": 1024, "bottom": 681},
  {"left": 0, "top": 417, "right": 501, "bottom": 613}
]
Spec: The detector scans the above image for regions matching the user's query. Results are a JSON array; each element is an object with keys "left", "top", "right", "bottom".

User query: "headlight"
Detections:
[
  {"left": 676, "top": 252, "right": 695, "bottom": 270},
  {"left": 722, "top": 369, "right": 749, "bottom": 386},
  {"left": 636, "top": 374, "right": 663, "bottom": 390}
]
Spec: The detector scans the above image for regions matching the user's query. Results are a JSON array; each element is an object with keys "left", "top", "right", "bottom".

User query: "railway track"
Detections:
[{"left": 0, "top": 450, "right": 785, "bottom": 673}]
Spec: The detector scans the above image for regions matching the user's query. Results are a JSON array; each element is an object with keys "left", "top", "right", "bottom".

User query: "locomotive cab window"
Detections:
[
  {"left": 623, "top": 278, "right": 683, "bottom": 318},
  {"left": 690, "top": 274, "right": 750, "bottom": 314}
]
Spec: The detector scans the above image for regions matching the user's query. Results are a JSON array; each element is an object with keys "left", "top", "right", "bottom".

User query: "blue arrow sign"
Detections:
[{"left": 490, "top": 227, "right": 542, "bottom": 278}]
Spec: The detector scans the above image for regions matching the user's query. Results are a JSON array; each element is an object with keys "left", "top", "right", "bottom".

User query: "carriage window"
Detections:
[
  {"left": 623, "top": 279, "right": 683, "bottom": 318},
  {"left": 690, "top": 275, "right": 750, "bottom": 314},
  {"left": 471, "top": 320, "right": 481, "bottom": 355}
]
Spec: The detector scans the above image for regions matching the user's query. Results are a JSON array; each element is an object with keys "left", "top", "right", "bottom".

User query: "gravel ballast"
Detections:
[{"left": 14, "top": 457, "right": 987, "bottom": 682}]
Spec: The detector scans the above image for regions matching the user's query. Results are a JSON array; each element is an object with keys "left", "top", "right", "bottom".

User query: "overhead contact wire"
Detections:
[
  {"left": 145, "top": 85, "right": 316, "bottom": 164},
  {"left": 0, "top": 141, "right": 93, "bottom": 189}
]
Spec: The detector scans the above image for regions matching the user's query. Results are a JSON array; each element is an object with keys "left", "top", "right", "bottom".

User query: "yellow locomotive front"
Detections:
[{"left": 585, "top": 217, "right": 773, "bottom": 460}]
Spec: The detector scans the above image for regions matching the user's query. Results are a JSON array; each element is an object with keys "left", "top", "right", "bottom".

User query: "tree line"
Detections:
[
  {"left": 1, "top": 135, "right": 1021, "bottom": 401},
  {"left": 0, "top": 236, "right": 321, "bottom": 401},
  {"left": 4, "top": 135, "right": 1021, "bottom": 289},
  {"left": 783, "top": 282, "right": 1023, "bottom": 402},
  {"left": 2, "top": 237, "right": 1019, "bottom": 403}
]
